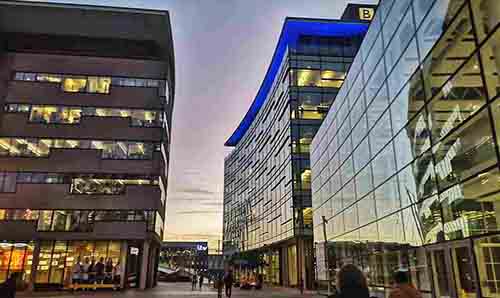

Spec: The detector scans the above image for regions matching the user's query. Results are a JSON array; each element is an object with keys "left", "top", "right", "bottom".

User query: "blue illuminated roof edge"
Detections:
[{"left": 224, "top": 17, "right": 369, "bottom": 147}]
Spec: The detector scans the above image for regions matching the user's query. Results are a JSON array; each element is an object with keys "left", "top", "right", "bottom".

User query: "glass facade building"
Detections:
[
  {"left": 0, "top": 2, "right": 174, "bottom": 290},
  {"left": 310, "top": 0, "right": 500, "bottom": 297},
  {"left": 223, "top": 15, "right": 371, "bottom": 288}
]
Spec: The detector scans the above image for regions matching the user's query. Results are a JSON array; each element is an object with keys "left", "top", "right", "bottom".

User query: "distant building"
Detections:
[
  {"left": 160, "top": 242, "right": 209, "bottom": 272},
  {"left": 0, "top": 1, "right": 174, "bottom": 290},
  {"left": 223, "top": 8, "right": 372, "bottom": 288}
]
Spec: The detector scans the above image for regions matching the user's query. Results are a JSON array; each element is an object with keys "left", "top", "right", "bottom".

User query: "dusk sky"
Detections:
[{"left": 38, "top": 0, "right": 377, "bottom": 250}]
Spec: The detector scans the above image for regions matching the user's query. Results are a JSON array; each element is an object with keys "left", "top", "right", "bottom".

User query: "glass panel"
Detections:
[
  {"left": 471, "top": 0, "right": 500, "bottom": 44},
  {"left": 62, "top": 77, "right": 87, "bottom": 93},
  {"left": 417, "top": 0, "right": 468, "bottom": 62},
  {"left": 433, "top": 108, "right": 497, "bottom": 191},
  {"left": 0, "top": 244, "right": 12, "bottom": 283},
  {"left": 87, "top": 77, "right": 111, "bottom": 94},
  {"left": 428, "top": 54, "right": 487, "bottom": 146},
  {"left": 475, "top": 236, "right": 500, "bottom": 298},
  {"left": 480, "top": 29, "right": 500, "bottom": 100},
  {"left": 420, "top": 5, "right": 476, "bottom": 100},
  {"left": 440, "top": 168, "right": 500, "bottom": 240},
  {"left": 36, "top": 73, "right": 62, "bottom": 83},
  {"left": 452, "top": 246, "right": 477, "bottom": 298},
  {"left": 36, "top": 241, "right": 53, "bottom": 284},
  {"left": 49, "top": 241, "right": 67, "bottom": 284},
  {"left": 431, "top": 249, "right": 453, "bottom": 298}
]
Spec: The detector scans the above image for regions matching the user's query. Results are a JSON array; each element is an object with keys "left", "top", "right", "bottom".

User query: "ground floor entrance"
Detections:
[
  {"left": 0, "top": 239, "right": 160, "bottom": 291},
  {"left": 231, "top": 237, "right": 314, "bottom": 290},
  {"left": 320, "top": 234, "right": 500, "bottom": 298}
]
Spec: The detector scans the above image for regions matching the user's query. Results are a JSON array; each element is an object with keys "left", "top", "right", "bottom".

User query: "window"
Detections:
[
  {"left": 294, "top": 69, "right": 345, "bottom": 88},
  {"left": 0, "top": 173, "right": 16, "bottom": 192},
  {"left": 0, "top": 138, "right": 155, "bottom": 159},
  {"left": 62, "top": 76, "right": 87, "bottom": 92},
  {"left": 87, "top": 77, "right": 111, "bottom": 94},
  {"left": 13, "top": 72, "right": 164, "bottom": 96}
]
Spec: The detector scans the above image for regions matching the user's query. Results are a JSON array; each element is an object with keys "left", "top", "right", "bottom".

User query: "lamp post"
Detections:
[{"left": 322, "top": 216, "right": 331, "bottom": 296}]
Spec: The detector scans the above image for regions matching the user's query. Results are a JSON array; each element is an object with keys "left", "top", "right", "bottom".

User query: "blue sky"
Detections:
[{"left": 35, "top": 0, "right": 378, "bottom": 250}]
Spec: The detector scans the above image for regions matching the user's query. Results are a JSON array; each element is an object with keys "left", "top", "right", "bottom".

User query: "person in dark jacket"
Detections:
[
  {"left": 333, "top": 264, "right": 370, "bottom": 298},
  {"left": 223, "top": 269, "right": 234, "bottom": 298},
  {"left": 2, "top": 273, "right": 17, "bottom": 298}
]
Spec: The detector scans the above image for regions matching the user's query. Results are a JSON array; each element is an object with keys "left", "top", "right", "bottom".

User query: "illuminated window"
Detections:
[
  {"left": 87, "top": 77, "right": 111, "bottom": 94},
  {"left": 0, "top": 138, "right": 155, "bottom": 159},
  {"left": 62, "top": 77, "right": 87, "bottom": 92},
  {"left": 299, "top": 109, "right": 323, "bottom": 120},
  {"left": 301, "top": 169, "right": 312, "bottom": 189},
  {"left": 295, "top": 69, "right": 345, "bottom": 88},
  {"left": 36, "top": 73, "right": 62, "bottom": 83}
]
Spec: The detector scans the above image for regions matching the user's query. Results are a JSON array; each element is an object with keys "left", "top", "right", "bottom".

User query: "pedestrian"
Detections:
[
  {"left": 389, "top": 270, "right": 422, "bottom": 298},
  {"left": 333, "top": 264, "right": 370, "bottom": 298},
  {"left": 95, "top": 257, "right": 105, "bottom": 284},
  {"left": 199, "top": 274, "right": 204, "bottom": 290},
  {"left": 192, "top": 274, "right": 197, "bottom": 291},
  {"left": 113, "top": 261, "right": 121, "bottom": 286},
  {"left": 82, "top": 257, "right": 91, "bottom": 286},
  {"left": 217, "top": 273, "right": 223, "bottom": 298},
  {"left": 1, "top": 273, "right": 16, "bottom": 298},
  {"left": 223, "top": 269, "right": 234, "bottom": 298},
  {"left": 72, "top": 257, "right": 82, "bottom": 289},
  {"left": 105, "top": 258, "right": 113, "bottom": 284},
  {"left": 88, "top": 257, "right": 96, "bottom": 285}
]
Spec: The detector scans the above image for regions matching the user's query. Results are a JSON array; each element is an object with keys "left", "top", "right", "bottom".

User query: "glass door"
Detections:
[
  {"left": 429, "top": 248, "right": 454, "bottom": 298},
  {"left": 428, "top": 240, "right": 479, "bottom": 298},
  {"left": 451, "top": 244, "right": 477, "bottom": 298}
]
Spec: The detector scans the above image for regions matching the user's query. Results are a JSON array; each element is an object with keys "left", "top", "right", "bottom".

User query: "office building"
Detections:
[
  {"left": 223, "top": 9, "right": 373, "bottom": 288},
  {"left": 160, "top": 242, "right": 209, "bottom": 273},
  {"left": 311, "top": 0, "right": 500, "bottom": 297},
  {"left": 0, "top": 1, "right": 174, "bottom": 290}
]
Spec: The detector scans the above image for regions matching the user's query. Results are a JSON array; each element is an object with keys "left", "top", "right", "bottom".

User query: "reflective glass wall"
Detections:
[{"left": 311, "top": 0, "right": 500, "bottom": 297}]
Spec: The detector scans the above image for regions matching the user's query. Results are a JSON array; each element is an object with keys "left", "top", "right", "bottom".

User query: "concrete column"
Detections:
[
  {"left": 27, "top": 240, "right": 41, "bottom": 292},
  {"left": 139, "top": 240, "right": 150, "bottom": 290},
  {"left": 281, "top": 246, "right": 288, "bottom": 287},
  {"left": 120, "top": 241, "right": 128, "bottom": 289}
]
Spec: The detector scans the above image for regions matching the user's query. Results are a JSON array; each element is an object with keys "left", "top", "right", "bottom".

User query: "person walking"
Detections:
[
  {"left": 332, "top": 264, "right": 370, "bottom": 298},
  {"left": 223, "top": 269, "right": 234, "bottom": 298},
  {"left": 199, "top": 274, "right": 204, "bottom": 290},
  {"left": 1, "top": 273, "right": 17, "bottom": 298},
  {"left": 389, "top": 270, "right": 422, "bottom": 298},
  {"left": 216, "top": 273, "right": 223, "bottom": 298},
  {"left": 192, "top": 274, "right": 197, "bottom": 291}
]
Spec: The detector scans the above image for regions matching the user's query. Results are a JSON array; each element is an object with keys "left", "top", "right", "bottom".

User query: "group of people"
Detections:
[
  {"left": 191, "top": 273, "right": 205, "bottom": 291},
  {"left": 333, "top": 264, "right": 421, "bottom": 298},
  {"left": 71, "top": 256, "right": 121, "bottom": 286},
  {"left": 213, "top": 270, "right": 233, "bottom": 298}
]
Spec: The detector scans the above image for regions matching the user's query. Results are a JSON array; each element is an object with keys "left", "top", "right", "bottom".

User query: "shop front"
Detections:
[
  {"left": 0, "top": 241, "right": 35, "bottom": 289},
  {"left": 35, "top": 240, "right": 121, "bottom": 289}
]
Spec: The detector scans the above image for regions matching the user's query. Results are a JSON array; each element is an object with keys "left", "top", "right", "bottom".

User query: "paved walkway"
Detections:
[{"left": 18, "top": 282, "right": 322, "bottom": 298}]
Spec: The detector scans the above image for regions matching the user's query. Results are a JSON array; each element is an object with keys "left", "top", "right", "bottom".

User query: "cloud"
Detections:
[
  {"left": 164, "top": 232, "right": 221, "bottom": 240},
  {"left": 201, "top": 201, "right": 223, "bottom": 207},
  {"left": 176, "top": 210, "right": 222, "bottom": 215},
  {"left": 176, "top": 186, "right": 216, "bottom": 196}
]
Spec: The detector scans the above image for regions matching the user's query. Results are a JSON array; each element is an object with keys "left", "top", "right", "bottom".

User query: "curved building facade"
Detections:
[
  {"left": 223, "top": 16, "right": 371, "bottom": 288},
  {"left": 311, "top": 0, "right": 500, "bottom": 297},
  {"left": 0, "top": 1, "right": 174, "bottom": 290}
]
